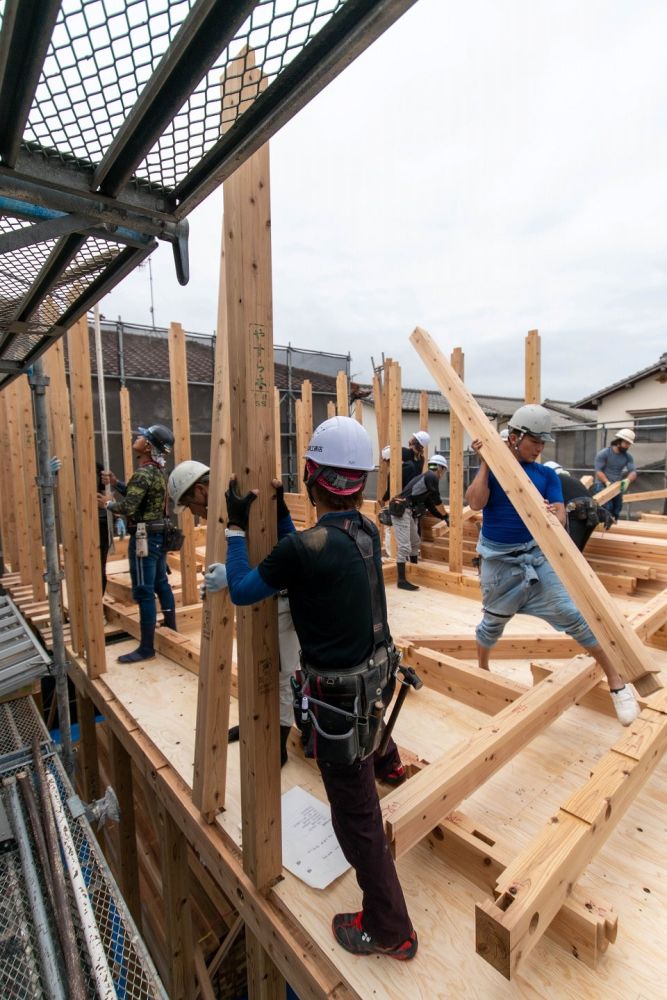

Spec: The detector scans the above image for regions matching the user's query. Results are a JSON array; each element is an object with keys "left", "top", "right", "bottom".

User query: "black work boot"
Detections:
[
  {"left": 409, "top": 555, "right": 419, "bottom": 564},
  {"left": 397, "top": 563, "right": 419, "bottom": 591},
  {"left": 162, "top": 607, "right": 177, "bottom": 631},
  {"left": 118, "top": 622, "right": 156, "bottom": 663}
]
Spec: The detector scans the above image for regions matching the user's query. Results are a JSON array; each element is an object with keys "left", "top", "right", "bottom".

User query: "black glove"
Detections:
[
  {"left": 274, "top": 482, "right": 290, "bottom": 524},
  {"left": 225, "top": 478, "right": 257, "bottom": 531}
]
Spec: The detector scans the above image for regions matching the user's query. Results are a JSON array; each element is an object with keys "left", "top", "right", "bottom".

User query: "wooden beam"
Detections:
[
  {"left": 168, "top": 321, "right": 199, "bottom": 607},
  {"left": 623, "top": 488, "right": 667, "bottom": 504},
  {"left": 354, "top": 398, "right": 363, "bottom": 423},
  {"left": 476, "top": 698, "right": 667, "bottom": 978},
  {"left": 300, "top": 380, "right": 316, "bottom": 528},
  {"left": 524, "top": 329, "right": 541, "bottom": 404},
  {"left": 402, "top": 632, "right": 580, "bottom": 659},
  {"left": 0, "top": 390, "right": 19, "bottom": 570},
  {"left": 43, "top": 340, "right": 85, "bottom": 654},
  {"left": 409, "top": 326, "right": 661, "bottom": 693},
  {"left": 68, "top": 316, "right": 107, "bottom": 678},
  {"left": 592, "top": 480, "right": 622, "bottom": 505},
  {"left": 110, "top": 731, "right": 142, "bottom": 930},
  {"left": 336, "top": 370, "right": 348, "bottom": 416},
  {"left": 224, "top": 119, "right": 282, "bottom": 895},
  {"left": 373, "top": 370, "right": 388, "bottom": 502},
  {"left": 404, "top": 646, "right": 526, "bottom": 715},
  {"left": 158, "top": 801, "right": 195, "bottom": 1000},
  {"left": 448, "top": 348, "right": 464, "bottom": 573},
  {"left": 274, "top": 388, "right": 282, "bottom": 480},
  {"left": 119, "top": 385, "right": 134, "bottom": 482},
  {"left": 419, "top": 389, "right": 429, "bottom": 463},
  {"left": 75, "top": 690, "right": 100, "bottom": 801},
  {"left": 3, "top": 381, "right": 31, "bottom": 584},
  {"left": 326, "top": 399, "right": 335, "bottom": 419},
  {"left": 16, "top": 374, "right": 46, "bottom": 600}
]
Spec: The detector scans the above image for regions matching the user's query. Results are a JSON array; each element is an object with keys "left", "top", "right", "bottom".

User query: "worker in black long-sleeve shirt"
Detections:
[{"left": 391, "top": 454, "right": 448, "bottom": 591}]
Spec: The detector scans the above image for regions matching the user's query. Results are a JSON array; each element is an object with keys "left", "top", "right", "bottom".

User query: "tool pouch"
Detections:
[
  {"left": 378, "top": 507, "right": 393, "bottom": 526},
  {"left": 389, "top": 497, "right": 408, "bottom": 518},
  {"left": 135, "top": 522, "right": 148, "bottom": 558}
]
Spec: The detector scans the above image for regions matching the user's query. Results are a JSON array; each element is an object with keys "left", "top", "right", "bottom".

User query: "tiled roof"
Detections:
[{"left": 574, "top": 353, "right": 667, "bottom": 409}]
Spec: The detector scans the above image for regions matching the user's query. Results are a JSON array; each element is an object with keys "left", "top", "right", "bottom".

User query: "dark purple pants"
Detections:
[{"left": 317, "top": 737, "right": 413, "bottom": 947}]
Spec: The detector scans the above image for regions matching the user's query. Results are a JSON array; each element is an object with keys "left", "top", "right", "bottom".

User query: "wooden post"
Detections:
[
  {"left": 354, "top": 398, "right": 363, "bottom": 423},
  {"left": 119, "top": 386, "right": 134, "bottom": 482},
  {"left": 274, "top": 387, "right": 282, "bottom": 480},
  {"left": 75, "top": 691, "right": 100, "bottom": 802},
  {"left": 374, "top": 370, "right": 388, "bottom": 502},
  {"left": 448, "top": 348, "right": 464, "bottom": 574},
  {"left": 43, "top": 340, "right": 86, "bottom": 654},
  {"left": 68, "top": 316, "right": 107, "bottom": 678},
  {"left": 326, "top": 400, "right": 335, "bottom": 419},
  {"left": 167, "top": 321, "right": 199, "bottom": 607},
  {"left": 419, "top": 390, "right": 429, "bottom": 463},
  {"left": 110, "top": 732, "right": 142, "bottom": 930},
  {"left": 410, "top": 326, "right": 660, "bottom": 693},
  {"left": 388, "top": 361, "right": 402, "bottom": 501},
  {"left": 158, "top": 802, "right": 195, "bottom": 1000},
  {"left": 300, "top": 380, "right": 315, "bottom": 528},
  {"left": 3, "top": 381, "right": 31, "bottom": 583},
  {"left": 16, "top": 375, "right": 46, "bottom": 600},
  {"left": 336, "top": 370, "right": 348, "bottom": 416},
  {"left": 524, "top": 329, "right": 541, "bottom": 405},
  {"left": 0, "top": 390, "right": 19, "bottom": 570}
]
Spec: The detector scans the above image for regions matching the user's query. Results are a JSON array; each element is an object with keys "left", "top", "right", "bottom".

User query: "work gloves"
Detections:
[
  {"left": 620, "top": 478, "right": 630, "bottom": 494},
  {"left": 49, "top": 455, "right": 61, "bottom": 475},
  {"left": 201, "top": 563, "right": 228, "bottom": 597},
  {"left": 115, "top": 517, "right": 127, "bottom": 539},
  {"left": 225, "top": 478, "right": 257, "bottom": 531}
]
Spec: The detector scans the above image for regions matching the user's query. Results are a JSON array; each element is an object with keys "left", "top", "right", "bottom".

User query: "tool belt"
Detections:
[
  {"left": 566, "top": 496, "right": 600, "bottom": 529},
  {"left": 388, "top": 497, "right": 408, "bottom": 517},
  {"left": 293, "top": 644, "right": 399, "bottom": 765},
  {"left": 128, "top": 520, "right": 168, "bottom": 535}
]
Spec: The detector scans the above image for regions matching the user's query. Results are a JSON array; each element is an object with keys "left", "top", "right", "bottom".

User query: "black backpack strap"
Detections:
[{"left": 326, "top": 515, "right": 387, "bottom": 649}]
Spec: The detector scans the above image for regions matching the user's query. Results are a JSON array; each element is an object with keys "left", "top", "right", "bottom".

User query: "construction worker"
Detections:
[
  {"left": 167, "top": 459, "right": 295, "bottom": 767},
  {"left": 98, "top": 425, "right": 176, "bottom": 663},
  {"left": 467, "top": 404, "right": 639, "bottom": 726},
  {"left": 223, "top": 416, "right": 417, "bottom": 960},
  {"left": 593, "top": 428, "right": 637, "bottom": 519},
  {"left": 543, "top": 461, "right": 613, "bottom": 551},
  {"left": 390, "top": 453, "right": 448, "bottom": 592}
]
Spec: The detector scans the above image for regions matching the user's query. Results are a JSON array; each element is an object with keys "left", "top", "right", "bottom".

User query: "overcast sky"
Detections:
[{"left": 103, "top": 0, "right": 667, "bottom": 402}]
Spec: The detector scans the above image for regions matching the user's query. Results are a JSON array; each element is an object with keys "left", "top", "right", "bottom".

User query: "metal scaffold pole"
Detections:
[{"left": 29, "top": 358, "right": 74, "bottom": 776}]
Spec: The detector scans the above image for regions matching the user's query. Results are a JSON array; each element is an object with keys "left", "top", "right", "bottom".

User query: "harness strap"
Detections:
[{"left": 326, "top": 515, "right": 387, "bottom": 649}]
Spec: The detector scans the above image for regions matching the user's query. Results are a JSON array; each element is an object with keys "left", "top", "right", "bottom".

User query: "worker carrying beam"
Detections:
[
  {"left": 593, "top": 427, "right": 638, "bottom": 519},
  {"left": 222, "top": 416, "right": 417, "bottom": 961},
  {"left": 466, "top": 405, "right": 639, "bottom": 726},
  {"left": 98, "top": 424, "right": 177, "bottom": 663},
  {"left": 167, "top": 459, "right": 295, "bottom": 767}
]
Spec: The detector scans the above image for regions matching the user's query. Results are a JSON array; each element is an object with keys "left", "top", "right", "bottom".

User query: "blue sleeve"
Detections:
[
  {"left": 278, "top": 513, "right": 296, "bottom": 540},
  {"left": 226, "top": 536, "right": 278, "bottom": 606},
  {"left": 544, "top": 469, "right": 564, "bottom": 503}
]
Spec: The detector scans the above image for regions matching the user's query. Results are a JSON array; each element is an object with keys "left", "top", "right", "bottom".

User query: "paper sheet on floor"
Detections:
[{"left": 281, "top": 786, "right": 350, "bottom": 890}]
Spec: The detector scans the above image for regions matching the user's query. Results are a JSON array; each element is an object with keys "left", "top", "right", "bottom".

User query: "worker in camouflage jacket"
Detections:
[{"left": 98, "top": 424, "right": 176, "bottom": 663}]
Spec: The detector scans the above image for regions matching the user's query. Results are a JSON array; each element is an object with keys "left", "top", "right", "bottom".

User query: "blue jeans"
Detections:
[
  {"left": 475, "top": 536, "right": 597, "bottom": 649},
  {"left": 128, "top": 533, "right": 175, "bottom": 627}
]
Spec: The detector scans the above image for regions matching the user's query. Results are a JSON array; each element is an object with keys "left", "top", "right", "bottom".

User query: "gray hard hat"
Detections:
[{"left": 508, "top": 404, "right": 554, "bottom": 443}]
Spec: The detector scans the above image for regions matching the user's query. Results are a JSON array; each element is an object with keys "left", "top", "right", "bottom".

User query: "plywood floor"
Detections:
[{"left": 102, "top": 581, "right": 667, "bottom": 1000}]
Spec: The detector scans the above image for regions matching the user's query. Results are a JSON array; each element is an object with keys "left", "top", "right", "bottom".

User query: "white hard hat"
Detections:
[
  {"left": 168, "top": 460, "right": 210, "bottom": 513},
  {"left": 544, "top": 460, "right": 562, "bottom": 471},
  {"left": 428, "top": 454, "right": 448, "bottom": 469},
  {"left": 614, "top": 428, "right": 635, "bottom": 445},
  {"left": 305, "top": 416, "right": 374, "bottom": 471},
  {"left": 500, "top": 428, "right": 509, "bottom": 441},
  {"left": 508, "top": 404, "right": 554, "bottom": 443},
  {"left": 413, "top": 430, "right": 430, "bottom": 447},
  {"left": 381, "top": 445, "right": 391, "bottom": 461}
]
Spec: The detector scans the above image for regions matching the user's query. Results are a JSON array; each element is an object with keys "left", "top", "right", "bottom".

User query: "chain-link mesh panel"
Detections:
[
  {"left": 0, "top": 238, "right": 58, "bottom": 323},
  {"left": 0, "top": 699, "right": 47, "bottom": 757},
  {"left": 22, "top": 0, "right": 346, "bottom": 191},
  {"left": 0, "top": 845, "right": 45, "bottom": 999}
]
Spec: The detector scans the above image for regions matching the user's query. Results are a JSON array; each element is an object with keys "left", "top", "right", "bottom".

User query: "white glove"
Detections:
[
  {"left": 49, "top": 455, "right": 62, "bottom": 475},
  {"left": 203, "top": 563, "right": 228, "bottom": 594}
]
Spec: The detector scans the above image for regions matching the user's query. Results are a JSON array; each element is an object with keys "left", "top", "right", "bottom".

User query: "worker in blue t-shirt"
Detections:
[{"left": 466, "top": 405, "right": 639, "bottom": 727}]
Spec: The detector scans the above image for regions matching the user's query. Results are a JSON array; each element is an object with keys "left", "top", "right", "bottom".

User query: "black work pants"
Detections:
[
  {"left": 99, "top": 516, "right": 110, "bottom": 594},
  {"left": 317, "top": 737, "right": 413, "bottom": 946}
]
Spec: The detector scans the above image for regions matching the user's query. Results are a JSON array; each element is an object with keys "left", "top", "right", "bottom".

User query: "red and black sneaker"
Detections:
[
  {"left": 332, "top": 911, "right": 418, "bottom": 960},
  {"left": 376, "top": 762, "right": 407, "bottom": 787}
]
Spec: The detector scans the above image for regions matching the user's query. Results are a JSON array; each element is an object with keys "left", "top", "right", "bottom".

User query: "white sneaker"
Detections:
[{"left": 610, "top": 685, "right": 640, "bottom": 726}]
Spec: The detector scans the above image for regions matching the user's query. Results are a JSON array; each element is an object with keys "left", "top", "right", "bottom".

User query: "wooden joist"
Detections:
[
  {"left": 409, "top": 326, "right": 661, "bottom": 694},
  {"left": 403, "top": 646, "right": 526, "bottom": 715},
  {"left": 402, "top": 632, "right": 581, "bottom": 660},
  {"left": 475, "top": 696, "right": 667, "bottom": 978}
]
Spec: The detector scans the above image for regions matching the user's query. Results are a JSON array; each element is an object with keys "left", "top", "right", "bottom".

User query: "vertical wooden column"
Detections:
[
  {"left": 300, "top": 380, "right": 315, "bottom": 528},
  {"left": 448, "top": 348, "right": 465, "bottom": 573},
  {"left": 119, "top": 386, "right": 134, "bottom": 481},
  {"left": 326, "top": 400, "right": 336, "bottom": 419},
  {"left": 374, "top": 370, "right": 388, "bottom": 502},
  {"left": 68, "top": 317, "right": 107, "bottom": 678},
  {"left": 295, "top": 398, "right": 306, "bottom": 498},
  {"left": 0, "top": 390, "right": 19, "bottom": 570},
  {"left": 336, "top": 370, "right": 348, "bottom": 415},
  {"left": 4, "top": 381, "right": 31, "bottom": 582},
  {"left": 419, "top": 390, "right": 430, "bottom": 464},
  {"left": 388, "top": 361, "right": 402, "bottom": 501},
  {"left": 167, "top": 321, "right": 198, "bottom": 607},
  {"left": 524, "top": 329, "right": 541, "bottom": 404},
  {"left": 354, "top": 399, "right": 363, "bottom": 423},
  {"left": 16, "top": 375, "right": 46, "bottom": 600},
  {"left": 110, "top": 732, "right": 142, "bottom": 930},
  {"left": 158, "top": 802, "right": 195, "bottom": 1000},
  {"left": 43, "top": 340, "right": 85, "bottom": 654},
  {"left": 75, "top": 691, "right": 100, "bottom": 802},
  {"left": 224, "top": 129, "right": 284, "bottom": 1000},
  {"left": 274, "top": 387, "right": 282, "bottom": 480}
]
